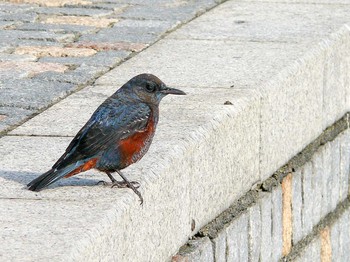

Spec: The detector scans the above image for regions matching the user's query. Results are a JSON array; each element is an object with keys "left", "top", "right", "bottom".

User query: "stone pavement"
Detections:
[
  {"left": 1, "top": 0, "right": 350, "bottom": 261},
  {"left": 0, "top": 0, "right": 217, "bottom": 134}
]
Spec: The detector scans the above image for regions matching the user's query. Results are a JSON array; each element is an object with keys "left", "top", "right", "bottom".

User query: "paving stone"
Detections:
[
  {"left": 17, "top": 22, "right": 98, "bottom": 34},
  {"left": 67, "top": 41, "right": 147, "bottom": 52},
  {"left": 14, "top": 46, "right": 97, "bottom": 57},
  {"left": 120, "top": 1, "right": 215, "bottom": 22},
  {"left": 0, "top": 106, "right": 34, "bottom": 133},
  {"left": 0, "top": 20, "right": 16, "bottom": 29},
  {"left": 0, "top": 79, "right": 74, "bottom": 110},
  {"left": 10, "top": 39, "right": 64, "bottom": 47},
  {"left": 34, "top": 64, "right": 109, "bottom": 85},
  {"left": 42, "top": 15, "right": 118, "bottom": 27},
  {"left": 226, "top": 212, "right": 249, "bottom": 262},
  {"left": 39, "top": 50, "right": 130, "bottom": 67},
  {"left": 6, "top": 0, "right": 92, "bottom": 7},
  {"left": 248, "top": 204, "right": 261, "bottom": 262},
  {"left": 0, "top": 61, "right": 68, "bottom": 77},
  {"left": 80, "top": 19, "right": 175, "bottom": 43},
  {"left": 35, "top": 6, "right": 113, "bottom": 17},
  {"left": 0, "top": 29, "right": 63, "bottom": 42},
  {"left": 10, "top": 85, "right": 109, "bottom": 136},
  {"left": 0, "top": 12, "right": 38, "bottom": 22},
  {"left": 0, "top": 53, "right": 37, "bottom": 62}
]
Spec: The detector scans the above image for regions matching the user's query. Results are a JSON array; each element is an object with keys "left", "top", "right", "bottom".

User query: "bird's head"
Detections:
[{"left": 123, "top": 73, "right": 186, "bottom": 104}]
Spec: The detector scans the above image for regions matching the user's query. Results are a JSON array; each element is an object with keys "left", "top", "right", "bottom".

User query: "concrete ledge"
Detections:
[
  {"left": 174, "top": 117, "right": 350, "bottom": 261},
  {"left": 1, "top": 0, "right": 350, "bottom": 261}
]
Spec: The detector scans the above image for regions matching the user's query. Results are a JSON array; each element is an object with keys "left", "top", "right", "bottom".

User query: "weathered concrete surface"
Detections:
[{"left": 1, "top": 0, "right": 350, "bottom": 261}]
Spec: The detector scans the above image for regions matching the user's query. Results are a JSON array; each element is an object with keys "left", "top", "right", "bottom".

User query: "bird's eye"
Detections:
[{"left": 145, "top": 83, "right": 155, "bottom": 93}]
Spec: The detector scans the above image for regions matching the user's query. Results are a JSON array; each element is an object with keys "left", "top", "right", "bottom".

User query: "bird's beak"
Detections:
[{"left": 160, "top": 86, "right": 186, "bottom": 95}]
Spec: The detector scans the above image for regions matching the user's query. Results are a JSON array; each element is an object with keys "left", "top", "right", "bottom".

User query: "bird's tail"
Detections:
[{"left": 27, "top": 166, "right": 76, "bottom": 192}]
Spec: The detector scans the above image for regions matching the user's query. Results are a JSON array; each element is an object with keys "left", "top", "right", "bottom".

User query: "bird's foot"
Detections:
[
  {"left": 111, "top": 180, "right": 141, "bottom": 189},
  {"left": 112, "top": 181, "right": 143, "bottom": 205},
  {"left": 97, "top": 180, "right": 140, "bottom": 189}
]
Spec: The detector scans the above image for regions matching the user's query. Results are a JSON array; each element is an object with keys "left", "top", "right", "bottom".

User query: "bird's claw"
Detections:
[
  {"left": 112, "top": 181, "right": 143, "bottom": 205},
  {"left": 111, "top": 181, "right": 141, "bottom": 189}
]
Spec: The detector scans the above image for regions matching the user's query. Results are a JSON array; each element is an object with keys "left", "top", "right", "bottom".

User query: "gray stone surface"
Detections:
[
  {"left": 1, "top": 0, "right": 350, "bottom": 260},
  {"left": 34, "top": 64, "right": 109, "bottom": 85},
  {"left": 212, "top": 231, "right": 226, "bottom": 262},
  {"left": 311, "top": 148, "right": 323, "bottom": 225},
  {"left": 294, "top": 237, "right": 321, "bottom": 262},
  {"left": 0, "top": 53, "right": 37, "bottom": 62},
  {"left": 331, "top": 217, "right": 341, "bottom": 262},
  {"left": 340, "top": 209, "right": 350, "bottom": 261},
  {"left": 18, "top": 22, "right": 99, "bottom": 34},
  {"left": 331, "top": 137, "right": 341, "bottom": 211},
  {"left": 248, "top": 203, "right": 261, "bottom": 262},
  {"left": 39, "top": 50, "right": 130, "bottom": 68},
  {"left": 0, "top": 106, "right": 34, "bottom": 134},
  {"left": 302, "top": 162, "right": 314, "bottom": 237},
  {"left": 260, "top": 193, "right": 272, "bottom": 262},
  {"left": 176, "top": 237, "right": 214, "bottom": 262},
  {"left": 272, "top": 186, "right": 283, "bottom": 261},
  {"left": 119, "top": 0, "right": 215, "bottom": 21},
  {"left": 322, "top": 28, "right": 350, "bottom": 129},
  {"left": 226, "top": 212, "right": 249, "bottom": 261},
  {"left": 330, "top": 209, "right": 350, "bottom": 261},
  {"left": 0, "top": 79, "right": 74, "bottom": 110},
  {"left": 80, "top": 19, "right": 176, "bottom": 44},
  {"left": 322, "top": 143, "right": 333, "bottom": 217},
  {"left": 168, "top": 1, "right": 350, "bottom": 43},
  {"left": 0, "top": 0, "right": 217, "bottom": 134},
  {"left": 292, "top": 169, "right": 303, "bottom": 244},
  {"left": 35, "top": 7, "right": 114, "bottom": 17},
  {"left": 95, "top": 39, "right": 310, "bottom": 89},
  {"left": 340, "top": 129, "right": 350, "bottom": 199}
]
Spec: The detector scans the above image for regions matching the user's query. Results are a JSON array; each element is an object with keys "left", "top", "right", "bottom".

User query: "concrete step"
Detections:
[{"left": 1, "top": 0, "right": 350, "bottom": 261}]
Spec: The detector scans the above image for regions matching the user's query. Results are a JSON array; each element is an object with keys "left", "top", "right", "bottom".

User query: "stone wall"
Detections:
[{"left": 173, "top": 115, "right": 350, "bottom": 261}]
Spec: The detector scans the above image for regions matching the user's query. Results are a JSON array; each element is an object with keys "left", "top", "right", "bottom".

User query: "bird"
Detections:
[{"left": 27, "top": 73, "right": 186, "bottom": 204}]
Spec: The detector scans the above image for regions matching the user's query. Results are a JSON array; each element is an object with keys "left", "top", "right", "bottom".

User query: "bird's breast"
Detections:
[{"left": 118, "top": 115, "right": 157, "bottom": 166}]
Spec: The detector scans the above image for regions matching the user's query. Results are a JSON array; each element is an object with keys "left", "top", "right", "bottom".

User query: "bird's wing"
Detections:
[{"left": 52, "top": 99, "right": 151, "bottom": 169}]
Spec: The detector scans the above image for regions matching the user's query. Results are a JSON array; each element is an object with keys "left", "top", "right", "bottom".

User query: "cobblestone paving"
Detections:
[{"left": 0, "top": 0, "right": 217, "bottom": 134}]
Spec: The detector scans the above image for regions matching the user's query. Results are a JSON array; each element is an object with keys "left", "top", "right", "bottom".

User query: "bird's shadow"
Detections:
[{"left": 0, "top": 169, "right": 102, "bottom": 189}]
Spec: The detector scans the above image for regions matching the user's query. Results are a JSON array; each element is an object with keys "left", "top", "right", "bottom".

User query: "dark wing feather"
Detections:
[{"left": 53, "top": 98, "right": 151, "bottom": 170}]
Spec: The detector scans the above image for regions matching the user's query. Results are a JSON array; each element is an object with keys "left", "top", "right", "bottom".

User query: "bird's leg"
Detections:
[
  {"left": 101, "top": 171, "right": 140, "bottom": 188},
  {"left": 114, "top": 170, "right": 143, "bottom": 205}
]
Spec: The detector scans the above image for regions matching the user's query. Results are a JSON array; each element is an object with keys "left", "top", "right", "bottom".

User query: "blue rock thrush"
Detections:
[{"left": 27, "top": 74, "right": 186, "bottom": 204}]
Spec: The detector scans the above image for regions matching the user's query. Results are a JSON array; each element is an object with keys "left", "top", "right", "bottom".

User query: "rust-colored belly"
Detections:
[{"left": 118, "top": 117, "right": 156, "bottom": 166}]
